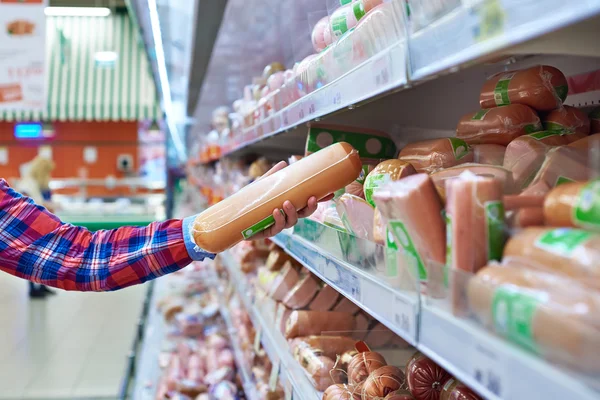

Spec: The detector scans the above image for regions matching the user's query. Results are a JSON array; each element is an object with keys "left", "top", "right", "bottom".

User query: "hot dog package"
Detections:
[
  {"left": 544, "top": 181, "right": 600, "bottom": 232},
  {"left": 468, "top": 262, "right": 600, "bottom": 373},
  {"left": 456, "top": 104, "right": 542, "bottom": 145},
  {"left": 399, "top": 138, "right": 473, "bottom": 174},
  {"left": 305, "top": 124, "right": 397, "bottom": 164},
  {"left": 480, "top": 65, "right": 568, "bottom": 111},
  {"left": 192, "top": 142, "right": 362, "bottom": 253},
  {"left": 543, "top": 105, "right": 590, "bottom": 143}
]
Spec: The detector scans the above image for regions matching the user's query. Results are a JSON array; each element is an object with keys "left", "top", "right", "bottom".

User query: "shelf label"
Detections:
[
  {"left": 393, "top": 294, "right": 417, "bottom": 340},
  {"left": 269, "top": 360, "right": 281, "bottom": 392},
  {"left": 332, "top": 90, "right": 342, "bottom": 106},
  {"left": 470, "top": 341, "right": 509, "bottom": 398},
  {"left": 307, "top": 101, "right": 316, "bottom": 116},
  {"left": 282, "top": 110, "right": 289, "bottom": 126},
  {"left": 373, "top": 56, "right": 390, "bottom": 88}
]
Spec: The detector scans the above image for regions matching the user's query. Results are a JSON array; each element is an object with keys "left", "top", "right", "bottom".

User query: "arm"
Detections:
[{"left": 0, "top": 179, "right": 214, "bottom": 292}]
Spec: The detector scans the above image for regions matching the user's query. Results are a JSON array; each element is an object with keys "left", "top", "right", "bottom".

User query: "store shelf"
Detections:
[
  {"left": 272, "top": 224, "right": 419, "bottom": 347},
  {"left": 222, "top": 252, "right": 321, "bottom": 400}
]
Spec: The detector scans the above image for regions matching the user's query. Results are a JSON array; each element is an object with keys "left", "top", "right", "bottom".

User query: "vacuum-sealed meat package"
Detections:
[
  {"left": 192, "top": 142, "right": 362, "bottom": 253},
  {"left": 364, "top": 159, "right": 416, "bottom": 207},
  {"left": 543, "top": 105, "right": 590, "bottom": 143},
  {"left": 544, "top": 181, "right": 600, "bottom": 232},
  {"left": 399, "top": 138, "right": 473, "bottom": 174},
  {"left": 472, "top": 144, "right": 506, "bottom": 166}
]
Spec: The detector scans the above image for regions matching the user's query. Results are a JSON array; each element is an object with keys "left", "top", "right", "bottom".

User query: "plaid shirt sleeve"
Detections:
[{"left": 0, "top": 179, "right": 214, "bottom": 291}]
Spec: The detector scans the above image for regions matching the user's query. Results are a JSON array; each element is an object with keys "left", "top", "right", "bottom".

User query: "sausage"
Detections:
[
  {"left": 503, "top": 180, "right": 549, "bottom": 211},
  {"left": 543, "top": 105, "right": 590, "bottom": 143},
  {"left": 386, "top": 390, "right": 417, "bottom": 400},
  {"left": 590, "top": 107, "right": 600, "bottom": 132},
  {"left": 503, "top": 132, "right": 566, "bottom": 189},
  {"left": 568, "top": 132, "right": 600, "bottom": 150},
  {"left": 282, "top": 274, "right": 320, "bottom": 309},
  {"left": 503, "top": 227, "right": 600, "bottom": 288},
  {"left": 362, "top": 366, "right": 405, "bottom": 398},
  {"left": 399, "top": 138, "right": 474, "bottom": 174},
  {"left": 363, "top": 322, "right": 397, "bottom": 348},
  {"left": 347, "top": 351, "right": 387, "bottom": 384},
  {"left": 311, "top": 16, "right": 332, "bottom": 52},
  {"left": 446, "top": 172, "right": 505, "bottom": 315},
  {"left": 373, "top": 208, "right": 386, "bottom": 245},
  {"left": 456, "top": 104, "right": 542, "bottom": 145},
  {"left": 352, "top": 312, "right": 371, "bottom": 340},
  {"left": 440, "top": 379, "right": 482, "bottom": 400},
  {"left": 309, "top": 284, "right": 341, "bottom": 312},
  {"left": 373, "top": 174, "right": 446, "bottom": 289},
  {"left": 336, "top": 194, "right": 375, "bottom": 241},
  {"left": 543, "top": 181, "right": 600, "bottom": 232},
  {"left": 530, "top": 146, "right": 592, "bottom": 188},
  {"left": 285, "top": 310, "right": 356, "bottom": 338},
  {"left": 333, "top": 297, "right": 361, "bottom": 314},
  {"left": 430, "top": 163, "right": 515, "bottom": 202},
  {"left": 323, "top": 384, "right": 360, "bottom": 400},
  {"left": 472, "top": 144, "right": 506, "bottom": 166},
  {"left": 480, "top": 65, "right": 568, "bottom": 111},
  {"left": 295, "top": 347, "right": 340, "bottom": 391},
  {"left": 269, "top": 261, "right": 300, "bottom": 301},
  {"left": 364, "top": 159, "right": 417, "bottom": 206},
  {"left": 329, "top": 0, "right": 383, "bottom": 39},
  {"left": 265, "top": 249, "right": 291, "bottom": 271},
  {"left": 405, "top": 352, "right": 452, "bottom": 400},
  {"left": 344, "top": 164, "right": 374, "bottom": 199},
  {"left": 512, "top": 207, "right": 545, "bottom": 228},
  {"left": 467, "top": 263, "right": 600, "bottom": 373},
  {"left": 192, "top": 142, "right": 362, "bottom": 253},
  {"left": 291, "top": 336, "right": 357, "bottom": 359}
]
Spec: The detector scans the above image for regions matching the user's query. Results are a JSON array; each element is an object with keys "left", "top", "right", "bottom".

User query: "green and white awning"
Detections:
[{"left": 0, "top": 14, "right": 162, "bottom": 122}]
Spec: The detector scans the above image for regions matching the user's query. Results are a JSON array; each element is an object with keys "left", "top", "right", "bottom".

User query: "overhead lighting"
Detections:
[
  {"left": 44, "top": 7, "right": 111, "bottom": 17},
  {"left": 94, "top": 51, "right": 119, "bottom": 64}
]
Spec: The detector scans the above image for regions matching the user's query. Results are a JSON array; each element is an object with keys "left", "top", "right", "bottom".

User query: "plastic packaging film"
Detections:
[
  {"left": 472, "top": 144, "right": 505, "bottom": 166},
  {"left": 543, "top": 105, "right": 591, "bottom": 143},
  {"left": 398, "top": 138, "right": 474, "bottom": 174},
  {"left": 191, "top": 142, "right": 362, "bottom": 253},
  {"left": 336, "top": 194, "right": 375, "bottom": 241}
]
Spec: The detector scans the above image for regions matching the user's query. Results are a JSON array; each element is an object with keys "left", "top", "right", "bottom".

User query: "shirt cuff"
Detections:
[{"left": 182, "top": 215, "right": 216, "bottom": 261}]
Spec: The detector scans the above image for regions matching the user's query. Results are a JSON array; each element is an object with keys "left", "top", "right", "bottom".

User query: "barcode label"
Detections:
[{"left": 471, "top": 342, "right": 509, "bottom": 398}]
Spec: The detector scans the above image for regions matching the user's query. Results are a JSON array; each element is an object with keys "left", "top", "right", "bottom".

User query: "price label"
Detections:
[
  {"left": 332, "top": 90, "right": 342, "bottom": 106},
  {"left": 307, "top": 102, "right": 316, "bottom": 115},
  {"left": 393, "top": 295, "right": 416, "bottom": 340},
  {"left": 253, "top": 328, "right": 262, "bottom": 354},
  {"left": 373, "top": 57, "right": 390, "bottom": 87},
  {"left": 298, "top": 108, "right": 305, "bottom": 120},
  {"left": 470, "top": 341, "right": 509, "bottom": 398},
  {"left": 269, "top": 360, "right": 281, "bottom": 392},
  {"left": 282, "top": 110, "right": 289, "bottom": 126}
]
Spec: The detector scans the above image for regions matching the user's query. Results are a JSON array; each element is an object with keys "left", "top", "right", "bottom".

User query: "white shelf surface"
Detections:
[
  {"left": 272, "top": 231, "right": 419, "bottom": 347},
  {"left": 222, "top": 252, "right": 321, "bottom": 400}
]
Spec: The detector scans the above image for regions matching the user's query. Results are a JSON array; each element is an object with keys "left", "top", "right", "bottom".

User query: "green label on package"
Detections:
[
  {"left": 556, "top": 176, "right": 575, "bottom": 186},
  {"left": 448, "top": 137, "right": 471, "bottom": 160},
  {"left": 554, "top": 85, "right": 569, "bottom": 102},
  {"left": 364, "top": 173, "right": 388, "bottom": 207},
  {"left": 352, "top": 2, "right": 366, "bottom": 22},
  {"left": 493, "top": 73, "right": 514, "bottom": 106},
  {"left": 492, "top": 286, "right": 541, "bottom": 353},
  {"left": 535, "top": 228, "right": 592, "bottom": 257},
  {"left": 471, "top": 109, "right": 490, "bottom": 121},
  {"left": 242, "top": 210, "right": 283, "bottom": 239},
  {"left": 385, "top": 228, "right": 398, "bottom": 277},
  {"left": 331, "top": 14, "right": 348, "bottom": 37},
  {"left": 388, "top": 221, "right": 427, "bottom": 281},
  {"left": 306, "top": 127, "right": 397, "bottom": 160},
  {"left": 485, "top": 201, "right": 505, "bottom": 261},
  {"left": 356, "top": 164, "right": 370, "bottom": 185},
  {"left": 524, "top": 122, "right": 543, "bottom": 134},
  {"left": 544, "top": 121, "right": 567, "bottom": 134},
  {"left": 528, "top": 130, "right": 560, "bottom": 141},
  {"left": 574, "top": 180, "right": 600, "bottom": 230}
]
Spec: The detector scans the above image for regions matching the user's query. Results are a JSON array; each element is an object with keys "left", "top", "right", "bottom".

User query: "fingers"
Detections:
[
  {"left": 319, "top": 193, "right": 334, "bottom": 202},
  {"left": 298, "top": 196, "right": 318, "bottom": 218},
  {"left": 252, "top": 208, "right": 286, "bottom": 240},
  {"left": 283, "top": 200, "right": 298, "bottom": 229}
]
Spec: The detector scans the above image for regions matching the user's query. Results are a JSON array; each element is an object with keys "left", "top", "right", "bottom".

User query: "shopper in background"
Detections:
[
  {"left": 15, "top": 156, "right": 58, "bottom": 298},
  {"left": 0, "top": 161, "right": 323, "bottom": 292}
]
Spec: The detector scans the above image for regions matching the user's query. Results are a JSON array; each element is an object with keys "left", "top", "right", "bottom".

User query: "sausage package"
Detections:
[
  {"left": 399, "top": 138, "right": 473, "bottom": 174},
  {"left": 364, "top": 159, "right": 417, "bottom": 207},
  {"left": 472, "top": 144, "right": 506, "bottom": 166},
  {"left": 543, "top": 105, "right": 591, "bottom": 143},
  {"left": 446, "top": 172, "right": 505, "bottom": 315},
  {"left": 441, "top": 379, "right": 482, "bottom": 400},
  {"left": 467, "top": 262, "right": 600, "bottom": 373},
  {"left": 503, "top": 227, "right": 600, "bottom": 289},
  {"left": 192, "top": 142, "right": 362, "bottom": 253},
  {"left": 430, "top": 163, "right": 515, "bottom": 202},
  {"left": 405, "top": 352, "right": 452, "bottom": 400},
  {"left": 480, "top": 65, "right": 568, "bottom": 111},
  {"left": 456, "top": 104, "right": 542, "bottom": 145},
  {"left": 305, "top": 124, "right": 397, "bottom": 163},
  {"left": 285, "top": 310, "right": 356, "bottom": 338},
  {"left": 530, "top": 146, "right": 591, "bottom": 189},
  {"left": 544, "top": 181, "right": 600, "bottom": 232}
]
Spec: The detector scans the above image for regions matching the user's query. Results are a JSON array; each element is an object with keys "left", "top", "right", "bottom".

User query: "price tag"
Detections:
[
  {"left": 393, "top": 295, "right": 416, "bottom": 340},
  {"left": 470, "top": 341, "right": 509, "bottom": 398},
  {"left": 282, "top": 110, "right": 289, "bottom": 126},
  {"left": 269, "top": 360, "right": 281, "bottom": 392},
  {"left": 298, "top": 108, "right": 305, "bottom": 120},
  {"left": 373, "top": 56, "right": 390, "bottom": 88},
  {"left": 332, "top": 90, "right": 342, "bottom": 106},
  {"left": 307, "top": 102, "right": 316, "bottom": 116},
  {"left": 254, "top": 328, "right": 262, "bottom": 354}
]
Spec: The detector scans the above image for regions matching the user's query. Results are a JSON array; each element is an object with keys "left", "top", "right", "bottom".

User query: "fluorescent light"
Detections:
[
  {"left": 94, "top": 51, "right": 119, "bottom": 63},
  {"left": 44, "top": 7, "right": 111, "bottom": 17}
]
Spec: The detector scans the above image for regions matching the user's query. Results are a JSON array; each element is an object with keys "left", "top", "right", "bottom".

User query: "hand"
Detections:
[{"left": 250, "top": 160, "right": 334, "bottom": 240}]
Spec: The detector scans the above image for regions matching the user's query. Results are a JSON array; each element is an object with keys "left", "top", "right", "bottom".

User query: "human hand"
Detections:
[{"left": 250, "top": 161, "right": 334, "bottom": 240}]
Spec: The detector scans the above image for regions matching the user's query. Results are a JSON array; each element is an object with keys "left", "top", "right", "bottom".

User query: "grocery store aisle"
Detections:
[{"left": 0, "top": 272, "right": 146, "bottom": 399}]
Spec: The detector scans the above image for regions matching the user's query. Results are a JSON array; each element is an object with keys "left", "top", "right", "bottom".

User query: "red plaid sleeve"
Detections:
[{"left": 0, "top": 179, "right": 198, "bottom": 291}]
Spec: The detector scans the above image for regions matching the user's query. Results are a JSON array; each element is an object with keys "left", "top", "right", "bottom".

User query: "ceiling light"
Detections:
[{"left": 44, "top": 7, "right": 111, "bottom": 17}]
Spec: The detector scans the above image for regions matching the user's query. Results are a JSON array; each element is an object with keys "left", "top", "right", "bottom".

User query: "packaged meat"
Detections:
[
  {"left": 568, "top": 132, "right": 600, "bottom": 150},
  {"left": 282, "top": 273, "right": 320, "bottom": 309},
  {"left": 590, "top": 107, "right": 600, "bottom": 132},
  {"left": 479, "top": 65, "right": 568, "bottom": 111},
  {"left": 543, "top": 105, "right": 590, "bottom": 143},
  {"left": 430, "top": 163, "right": 515, "bottom": 201},
  {"left": 295, "top": 346, "right": 344, "bottom": 390},
  {"left": 265, "top": 249, "right": 291, "bottom": 271},
  {"left": 405, "top": 352, "right": 452, "bottom": 400},
  {"left": 503, "top": 181, "right": 549, "bottom": 211},
  {"left": 373, "top": 208, "right": 386, "bottom": 245},
  {"left": 363, "top": 322, "right": 397, "bottom": 348},
  {"left": 374, "top": 174, "right": 446, "bottom": 286},
  {"left": 347, "top": 351, "right": 387, "bottom": 384},
  {"left": 472, "top": 144, "right": 506, "bottom": 166},
  {"left": 503, "top": 227, "right": 600, "bottom": 288},
  {"left": 543, "top": 181, "right": 600, "bottom": 232},
  {"left": 362, "top": 366, "right": 405, "bottom": 398},
  {"left": 353, "top": 312, "right": 371, "bottom": 340},
  {"left": 239, "top": 247, "right": 270, "bottom": 273},
  {"left": 467, "top": 263, "right": 600, "bottom": 372},
  {"left": 334, "top": 297, "right": 361, "bottom": 314},
  {"left": 330, "top": 0, "right": 384, "bottom": 39},
  {"left": 343, "top": 164, "right": 373, "bottom": 199},
  {"left": 323, "top": 384, "right": 361, "bottom": 400},
  {"left": 309, "top": 284, "right": 341, "bottom": 312},
  {"left": 386, "top": 390, "right": 417, "bottom": 400},
  {"left": 257, "top": 267, "right": 279, "bottom": 293},
  {"left": 503, "top": 132, "right": 566, "bottom": 189},
  {"left": 456, "top": 104, "right": 542, "bottom": 145},
  {"left": 530, "top": 146, "right": 591, "bottom": 188},
  {"left": 291, "top": 336, "right": 357, "bottom": 359},
  {"left": 285, "top": 310, "right": 356, "bottom": 338},
  {"left": 336, "top": 194, "right": 375, "bottom": 241},
  {"left": 192, "top": 142, "right": 362, "bottom": 253},
  {"left": 311, "top": 16, "right": 332, "bottom": 52},
  {"left": 446, "top": 172, "right": 505, "bottom": 314},
  {"left": 364, "top": 159, "right": 417, "bottom": 207},
  {"left": 269, "top": 261, "right": 300, "bottom": 301},
  {"left": 305, "top": 124, "right": 396, "bottom": 163},
  {"left": 276, "top": 303, "right": 292, "bottom": 334},
  {"left": 512, "top": 207, "right": 545, "bottom": 228},
  {"left": 440, "top": 379, "right": 481, "bottom": 400},
  {"left": 399, "top": 138, "right": 473, "bottom": 174}
]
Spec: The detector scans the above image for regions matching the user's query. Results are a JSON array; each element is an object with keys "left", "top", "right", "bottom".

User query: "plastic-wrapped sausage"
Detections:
[
  {"left": 399, "top": 138, "right": 473, "bottom": 174},
  {"left": 285, "top": 310, "right": 356, "bottom": 338},
  {"left": 362, "top": 366, "right": 405, "bottom": 398},
  {"left": 405, "top": 352, "right": 452, "bottom": 400},
  {"left": 543, "top": 105, "right": 590, "bottom": 143},
  {"left": 347, "top": 351, "right": 387, "bottom": 384},
  {"left": 543, "top": 181, "right": 600, "bottom": 231}
]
